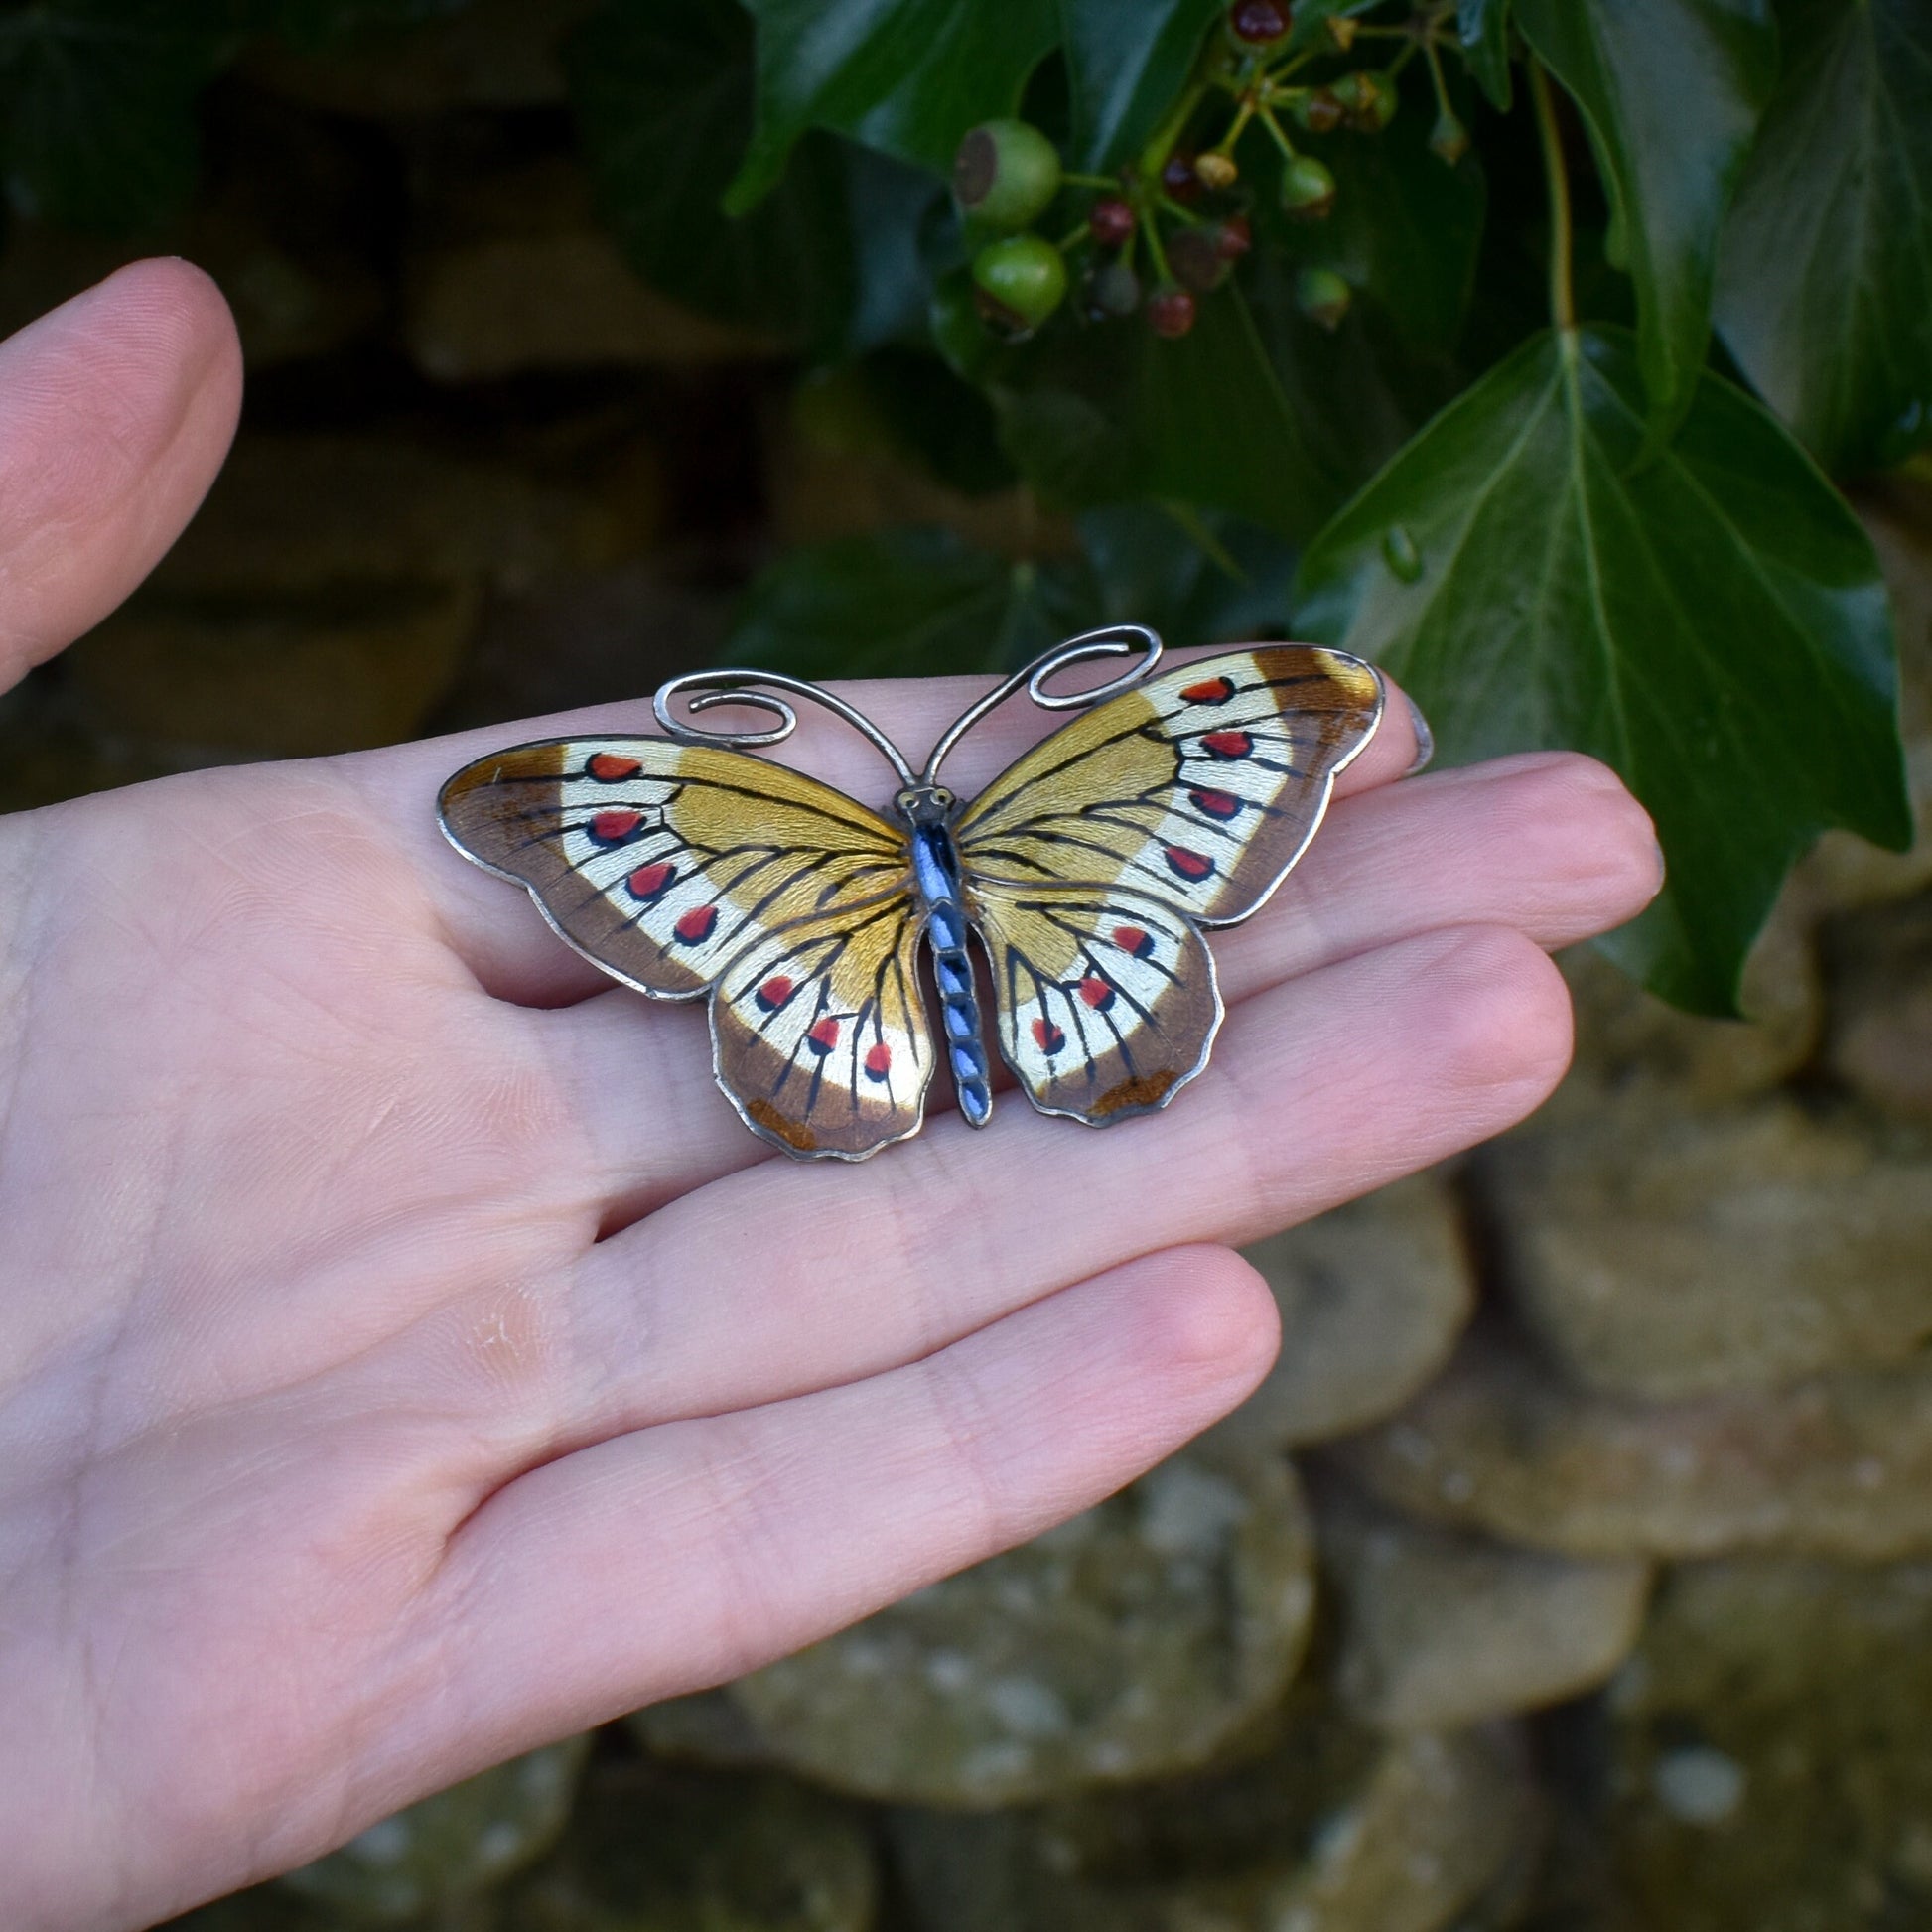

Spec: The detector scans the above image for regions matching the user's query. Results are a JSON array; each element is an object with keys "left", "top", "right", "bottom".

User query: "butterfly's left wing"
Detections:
[{"left": 955, "top": 645, "right": 1381, "bottom": 1124}]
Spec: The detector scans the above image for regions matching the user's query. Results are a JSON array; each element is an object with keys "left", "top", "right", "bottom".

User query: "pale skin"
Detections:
[{"left": 0, "top": 262, "right": 1663, "bottom": 1930}]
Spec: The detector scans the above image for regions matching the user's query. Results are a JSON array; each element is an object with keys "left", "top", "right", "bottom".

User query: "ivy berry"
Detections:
[
  {"left": 1161, "top": 154, "right": 1204, "bottom": 204},
  {"left": 1228, "top": 0, "right": 1291, "bottom": 46},
  {"left": 1332, "top": 70, "right": 1398, "bottom": 131},
  {"left": 1214, "top": 214, "right": 1253, "bottom": 260},
  {"left": 1147, "top": 286, "right": 1198, "bottom": 339},
  {"left": 1280, "top": 154, "right": 1336, "bottom": 220},
  {"left": 1296, "top": 266, "right": 1351, "bottom": 330},
  {"left": 953, "top": 119, "right": 1062, "bottom": 232},
  {"left": 1089, "top": 196, "right": 1136, "bottom": 248},
  {"left": 971, "top": 233, "right": 1068, "bottom": 336},
  {"left": 1086, "top": 260, "right": 1143, "bottom": 319},
  {"left": 1287, "top": 86, "right": 1344, "bottom": 134}
]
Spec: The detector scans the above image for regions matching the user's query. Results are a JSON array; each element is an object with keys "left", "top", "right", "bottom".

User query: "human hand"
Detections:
[{"left": 0, "top": 264, "right": 1662, "bottom": 1931}]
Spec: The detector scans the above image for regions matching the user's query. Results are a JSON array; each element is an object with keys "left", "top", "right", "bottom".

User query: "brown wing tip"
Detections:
[{"left": 746, "top": 1098, "right": 820, "bottom": 1153}]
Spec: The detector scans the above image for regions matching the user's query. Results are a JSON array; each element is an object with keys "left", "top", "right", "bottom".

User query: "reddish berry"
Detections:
[
  {"left": 1089, "top": 196, "right": 1136, "bottom": 247},
  {"left": 1162, "top": 154, "right": 1203, "bottom": 203},
  {"left": 1168, "top": 227, "right": 1227, "bottom": 293},
  {"left": 1287, "top": 86, "right": 1343, "bottom": 134},
  {"left": 1213, "top": 214, "right": 1252, "bottom": 259},
  {"left": 1229, "top": 0, "right": 1291, "bottom": 44},
  {"left": 1147, "top": 286, "right": 1198, "bottom": 339}
]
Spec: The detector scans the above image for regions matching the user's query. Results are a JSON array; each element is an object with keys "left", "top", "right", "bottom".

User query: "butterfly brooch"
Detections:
[{"left": 439, "top": 626, "right": 1386, "bottom": 1161}]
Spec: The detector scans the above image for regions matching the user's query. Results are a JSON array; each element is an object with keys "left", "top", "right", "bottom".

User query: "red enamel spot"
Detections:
[
  {"left": 1112, "top": 924, "right": 1156, "bottom": 959},
  {"left": 864, "top": 1041, "right": 893, "bottom": 1080},
  {"left": 1032, "top": 1018, "right": 1067, "bottom": 1055},
  {"left": 1165, "top": 844, "right": 1214, "bottom": 882},
  {"left": 1190, "top": 787, "right": 1243, "bottom": 820},
  {"left": 1077, "top": 975, "right": 1115, "bottom": 1010},
  {"left": 1180, "top": 676, "right": 1234, "bottom": 705},
  {"left": 673, "top": 905, "right": 717, "bottom": 944},
  {"left": 756, "top": 975, "right": 794, "bottom": 1013},
  {"left": 626, "top": 860, "right": 675, "bottom": 901},
  {"left": 1201, "top": 730, "right": 1254, "bottom": 759},
  {"left": 587, "top": 752, "right": 641, "bottom": 782},
  {"left": 807, "top": 1017, "right": 841, "bottom": 1054},
  {"left": 590, "top": 806, "right": 643, "bottom": 843}
]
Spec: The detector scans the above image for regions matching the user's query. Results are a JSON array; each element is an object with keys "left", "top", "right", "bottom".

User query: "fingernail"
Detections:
[{"left": 1402, "top": 693, "right": 1435, "bottom": 776}]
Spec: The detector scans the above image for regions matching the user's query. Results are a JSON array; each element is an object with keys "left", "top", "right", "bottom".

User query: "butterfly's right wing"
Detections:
[{"left": 438, "top": 736, "right": 911, "bottom": 999}]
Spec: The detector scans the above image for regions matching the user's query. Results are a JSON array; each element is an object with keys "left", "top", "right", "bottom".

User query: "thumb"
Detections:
[{"left": 0, "top": 257, "right": 241, "bottom": 698}]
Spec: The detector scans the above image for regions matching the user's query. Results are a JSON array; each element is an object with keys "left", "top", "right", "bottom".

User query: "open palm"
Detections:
[{"left": 0, "top": 265, "right": 1662, "bottom": 1932}]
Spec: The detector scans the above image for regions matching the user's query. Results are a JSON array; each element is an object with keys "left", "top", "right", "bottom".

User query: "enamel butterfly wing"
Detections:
[{"left": 438, "top": 628, "right": 1385, "bottom": 1160}]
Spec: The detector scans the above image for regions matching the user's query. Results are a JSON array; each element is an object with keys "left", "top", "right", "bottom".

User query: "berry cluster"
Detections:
[{"left": 946, "top": 0, "right": 1469, "bottom": 346}]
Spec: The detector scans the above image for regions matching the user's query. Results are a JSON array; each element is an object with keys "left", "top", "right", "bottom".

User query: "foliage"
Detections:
[{"left": 0, "top": 0, "right": 1928, "bottom": 1010}]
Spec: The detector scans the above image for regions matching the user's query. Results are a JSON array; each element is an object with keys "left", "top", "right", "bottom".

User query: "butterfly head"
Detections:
[{"left": 895, "top": 783, "right": 958, "bottom": 828}]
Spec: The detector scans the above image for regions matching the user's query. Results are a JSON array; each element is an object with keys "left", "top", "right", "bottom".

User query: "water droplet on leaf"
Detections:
[{"left": 1382, "top": 524, "right": 1422, "bottom": 582}]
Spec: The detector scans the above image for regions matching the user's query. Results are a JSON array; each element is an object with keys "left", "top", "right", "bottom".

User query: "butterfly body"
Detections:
[{"left": 439, "top": 638, "right": 1385, "bottom": 1161}]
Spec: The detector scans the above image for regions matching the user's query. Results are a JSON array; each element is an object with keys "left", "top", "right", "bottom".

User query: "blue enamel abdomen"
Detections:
[{"left": 908, "top": 812, "right": 992, "bottom": 1127}]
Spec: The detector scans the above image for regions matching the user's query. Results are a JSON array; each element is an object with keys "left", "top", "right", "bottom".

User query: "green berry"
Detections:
[
  {"left": 1332, "top": 69, "right": 1398, "bottom": 131},
  {"left": 953, "top": 120, "right": 1062, "bottom": 232},
  {"left": 1296, "top": 265, "right": 1351, "bottom": 330},
  {"left": 1287, "top": 86, "right": 1344, "bottom": 134},
  {"left": 1430, "top": 107, "right": 1470, "bottom": 164},
  {"left": 1280, "top": 154, "right": 1336, "bottom": 220},
  {"left": 971, "top": 234, "right": 1068, "bottom": 337}
]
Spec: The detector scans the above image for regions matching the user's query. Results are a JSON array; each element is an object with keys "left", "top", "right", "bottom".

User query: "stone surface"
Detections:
[
  {"left": 1597, "top": 1556, "right": 1932, "bottom": 1931},
  {"left": 1480, "top": 1093, "right": 1932, "bottom": 1399},
  {"left": 637, "top": 1446, "right": 1316, "bottom": 1807},
  {"left": 1333, "top": 1317, "right": 1932, "bottom": 1561},
  {"left": 1824, "top": 889, "right": 1932, "bottom": 1122},
  {"left": 276, "top": 1736, "right": 591, "bottom": 1922},
  {"left": 891, "top": 1685, "right": 1537, "bottom": 1932},
  {"left": 1313, "top": 1475, "right": 1651, "bottom": 1732},
  {"left": 510, "top": 1759, "right": 878, "bottom": 1931},
  {"left": 1211, "top": 1172, "right": 1475, "bottom": 1452}
]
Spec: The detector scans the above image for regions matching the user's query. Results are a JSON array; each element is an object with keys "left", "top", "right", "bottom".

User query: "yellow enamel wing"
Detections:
[{"left": 439, "top": 628, "right": 1385, "bottom": 1161}]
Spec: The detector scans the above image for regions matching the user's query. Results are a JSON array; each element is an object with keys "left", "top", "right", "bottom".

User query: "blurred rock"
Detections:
[
  {"left": 1550, "top": 891, "right": 1821, "bottom": 1114},
  {"left": 243, "top": 0, "right": 596, "bottom": 117},
  {"left": 1481, "top": 1093, "right": 1932, "bottom": 1399},
  {"left": 1314, "top": 1476, "right": 1651, "bottom": 1732},
  {"left": 404, "top": 158, "right": 774, "bottom": 379},
  {"left": 1211, "top": 1172, "right": 1474, "bottom": 1451},
  {"left": 1333, "top": 1317, "right": 1932, "bottom": 1561},
  {"left": 1599, "top": 1556, "right": 1932, "bottom": 1930},
  {"left": 636, "top": 1447, "right": 1315, "bottom": 1807},
  {"left": 1824, "top": 888, "right": 1932, "bottom": 1122},
  {"left": 891, "top": 1685, "right": 1537, "bottom": 1932},
  {"left": 510, "top": 1759, "right": 877, "bottom": 1932},
  {"left": 277, "top": 1735, "right": 590, "bottom": 1922}
]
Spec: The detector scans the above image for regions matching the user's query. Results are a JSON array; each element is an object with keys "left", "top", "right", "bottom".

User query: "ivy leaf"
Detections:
[
  {"left": 1295, "top": 325, "right": 1909, "bottom": 1013},
  {"left": 1714, "top": 0, "right": 1932, "bottom": 475},
  {"left": 992, "top": 287, "right": 1344, "bottom": 540},
  {"left": 568, "top": 0, "right": 866, "bottom": 353},
  {"left": 723, "top": 0, "right": 1058, "bottom": 215},
  {"left": 723, "top": 528, "right": 1099, "bottom": 681},
  {"left": 0, "top": 0, "right": 232, "bottom": 230},
  {"left": 1515, "top": 0, "right": 1776, "bottom": 441},
  {"left": 1058, "top": 0, "right": 1222, "bottom": 171},
  {"left": 1076, "top": 505, "right": 1297, "bottom": 649},
  {"left": 1456, "top": 0, "right": 1514, "bottom": 110}
]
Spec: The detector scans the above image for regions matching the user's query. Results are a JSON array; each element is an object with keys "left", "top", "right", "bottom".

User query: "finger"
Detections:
[
  {"left": 534, "top": 750, "right": 1654, "bottom": 1223},
  {"left": 516, "top": 923, "right": 1568, "bottom": 1455},
  {"left": 343, "top": 651, "right": 1427, "bottom": 1007},
  {"left": 0, "top": 258, "right": 241, "bottom": 693},
  {"left": 426, "top": 1243, "right": 1278, "bottom": 1758}
]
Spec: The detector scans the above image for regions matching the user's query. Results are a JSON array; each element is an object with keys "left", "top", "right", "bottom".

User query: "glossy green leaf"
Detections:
[
  {"left": 1296, "top": 325, "right": 1909, "bottom": 1012},
  {"left": 1456, "top": 0, "right": 1513, "bottom": 110},
  {"left": 1076, "top": 504, "right": 1297, "bottom": 649},
  {"left": 993, "top": 287, "right": 1344, "bottom": 539},
  {"left": 1715, "top": 0, "right": 1932, "bottom": 475},
  {"left": 0, "top": 0, "right": 231, "bottom": 229},
  {"left": 568, "top": 0, "right": 877, "bottom": 353},
  {"left": 1515, "top": 0, "right": 1776, "bottom": 439},
  {"left": 723, "top": 0, "right": 1059, "bottom": 215},
  {"left": 724, "top": 528, "right": 1100, "bottom": 681},
  {"left": 1059, "top": 0, "right": 1222, "bottom": 171}
]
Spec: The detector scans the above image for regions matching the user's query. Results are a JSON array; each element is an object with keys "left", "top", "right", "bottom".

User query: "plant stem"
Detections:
[
  {"left": 1256, "top": 103, "right": 1299, "bottom": 162},
  {"left": 1137, "top": 78, "right": 1208, "bottom": 180},
  {"left": 1529, "top": 59, "right": 1577, "bottom": 333},
  {"left": 1061, "top": 173, "right": 1119, "bottom": 190}
]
